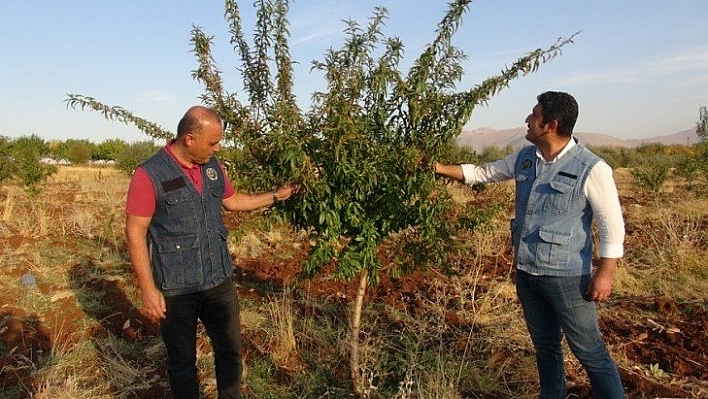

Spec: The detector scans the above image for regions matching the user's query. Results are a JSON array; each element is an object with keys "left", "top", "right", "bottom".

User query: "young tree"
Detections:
[
  {"left": 53, "top": 138, "right": 95, "bottom": 164},
  {"left": 697, "top": 106, "right": 707, "bottom": 141},
  {"left": 94, "top": 138, "right": 129, "bottom": 161},
  {"left": 0, "top": 135, "right": 13, "bottom": 183},
  {"left": 8, "top": 135, "right": 57, "bottom": 194},
  {"left": 113, "top": 141, "right": 161, "bottom": 176},
  {"left": 67, "top": 0, "right": 576, "bottom": 393},
  {"left": 695, "top": 106, "right": 708, "bottom": 179}
]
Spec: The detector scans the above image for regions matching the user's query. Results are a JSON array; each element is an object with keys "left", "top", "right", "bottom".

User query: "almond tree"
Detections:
[{"left": 66, "top": 0, "right": 576, "bottom": 394}]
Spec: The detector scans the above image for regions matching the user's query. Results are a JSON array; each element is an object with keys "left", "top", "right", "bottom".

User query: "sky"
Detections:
[{"left": 2, "top": 0, "right": 707, "bottom": 144}]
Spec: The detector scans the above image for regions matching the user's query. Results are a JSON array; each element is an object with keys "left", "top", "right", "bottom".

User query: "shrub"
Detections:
[
  {"left": 0, "top": 135, "right": 13, "bottom": 183},
  {"left": 94, "top": 138, "right": 129, "bottom": 161},
  {"left": 674, "top": 155, "right": 703, "bottom": 190},
  {"left": 53, "top": 139, "right": 95, "bottom": 164},
  {"left": 114, "top": 141, "right": 161, "bottom": 175},
  {"left": 8, "top": 135, "right": 57, "bottom": 194},
  {"left": 589, "top": 145, "right": 632, "bottom": 169},
  {"left": 631, "top": 156, "right": 672, "bottom": 192}
]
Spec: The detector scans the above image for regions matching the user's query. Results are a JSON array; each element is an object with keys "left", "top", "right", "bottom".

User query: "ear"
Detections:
[
  {"left": 545, "top": 119, "right": 560, "bottom": 134},
  {"left": 184, "top": 132, "right": 197, "bottom": 146}
]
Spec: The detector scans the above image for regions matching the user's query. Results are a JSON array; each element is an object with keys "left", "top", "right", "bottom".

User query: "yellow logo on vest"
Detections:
[
  {"left": 206, "top": 167, "right": 219, "bottom": 181},
  {"left": 521, "top": 159, "right": 532, "bottom": 170}
]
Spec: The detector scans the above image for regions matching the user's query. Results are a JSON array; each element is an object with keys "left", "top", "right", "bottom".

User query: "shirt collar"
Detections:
[{"left": 535, "top": 136, "right": 576, "bottom": 164}]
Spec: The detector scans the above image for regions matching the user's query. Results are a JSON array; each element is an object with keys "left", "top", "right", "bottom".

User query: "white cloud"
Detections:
[
  {"left": 291, "top": 28, "right": 341, "bottom": 46},
  {"left": 289, "top": 2, "right": 349, "bottom": 46}
]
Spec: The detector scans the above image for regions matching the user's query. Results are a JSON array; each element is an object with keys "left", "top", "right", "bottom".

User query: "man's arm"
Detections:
[
  {"left": 222, "top": 192, "right": 277, "bottom": 211},
  {"left": 434, "top": 151, "right": 518, "bottom": 185},
  {"left": 126, "top": 214, "right": 166, "bottom": 322},
  {"left": 434, "top": 163, "right": 465, "bottom": 182},
  {"left": 585, "top": 161, "right": 625, "bottom": 302},
  {"left": 222, "top": 181, "right": 299, "bottom": 212}
]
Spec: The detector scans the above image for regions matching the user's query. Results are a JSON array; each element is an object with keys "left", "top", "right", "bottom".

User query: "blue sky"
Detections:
[{"left": 2, "top": 0, "right": 707, "bottom": 143}]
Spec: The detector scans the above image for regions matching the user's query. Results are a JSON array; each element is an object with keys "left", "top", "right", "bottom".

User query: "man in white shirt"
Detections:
[{"left": 436, "top": 91, "right": 624, "bottom": 398}]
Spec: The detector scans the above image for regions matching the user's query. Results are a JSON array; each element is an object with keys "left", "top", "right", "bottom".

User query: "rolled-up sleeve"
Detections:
[{"left": 460, "top": 152, "right": 518, "bottom": 185}]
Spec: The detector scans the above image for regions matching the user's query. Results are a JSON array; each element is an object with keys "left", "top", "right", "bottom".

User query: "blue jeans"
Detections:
[
  {"left": 515, "top": 270, "right": 623, "bottom": 399},
  {"left": 161, "top": 279, "right": 242, "bottom": 399}
]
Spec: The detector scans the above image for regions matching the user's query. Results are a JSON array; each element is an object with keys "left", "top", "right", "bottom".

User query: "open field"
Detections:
[{"left": 1, "top": 165, "right": 706, "bottom": 398}]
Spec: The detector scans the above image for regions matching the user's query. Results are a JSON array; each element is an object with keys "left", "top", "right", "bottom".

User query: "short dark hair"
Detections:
[
  {"left": 536, "top": 91, "right": 578, "bottom": 136},
  {"left": 176, "top": 106, "right": 221, "bottom": 138}
]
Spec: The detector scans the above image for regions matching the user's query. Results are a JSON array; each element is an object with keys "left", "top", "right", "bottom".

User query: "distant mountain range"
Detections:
[{"left": 456, "top": 127, "right": 699, "bottom": 152}]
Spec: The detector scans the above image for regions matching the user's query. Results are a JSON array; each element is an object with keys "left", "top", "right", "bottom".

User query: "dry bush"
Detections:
[
  {"left": 619, "top": 197, "right": 708, "bottom": 299},
  {"left": 265, "top": 290, "right": 303, "bottom": 373}
]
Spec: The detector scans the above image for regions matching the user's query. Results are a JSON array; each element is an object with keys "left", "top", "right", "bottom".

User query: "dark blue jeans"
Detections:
[
  {"left": 515, "top": 270, "right": 623, "bottom": 399},
  {"left": 161, "top": 279, "right": 242, "bottom": 399}
]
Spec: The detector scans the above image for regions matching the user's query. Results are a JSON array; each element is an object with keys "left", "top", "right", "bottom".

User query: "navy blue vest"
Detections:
[
  {"left": 141, "top": 149, "right": 232, "bottom": 296},
  {"left": 511, "top": 142, "right": 600, "bottom": 276}
]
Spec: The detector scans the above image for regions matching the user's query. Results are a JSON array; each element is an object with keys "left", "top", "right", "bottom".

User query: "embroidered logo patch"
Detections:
[
  {"left": 521, "top": 159, "right": 532, "bottom": 170},
  {"left": 206, "top": 167, "right": 218, "bottom": 181}
]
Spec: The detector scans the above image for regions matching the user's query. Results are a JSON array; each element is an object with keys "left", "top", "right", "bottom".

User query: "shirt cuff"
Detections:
[{"left": 599, "top": 243, "right": 624, "bottom": 259}]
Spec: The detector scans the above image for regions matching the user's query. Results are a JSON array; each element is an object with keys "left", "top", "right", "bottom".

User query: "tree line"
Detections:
[
  {"left": 0, "top": 135, "right": 159, "bottom": 192},
  {"left": 2, "top": 130, "right": 705, "bottom": 195}
]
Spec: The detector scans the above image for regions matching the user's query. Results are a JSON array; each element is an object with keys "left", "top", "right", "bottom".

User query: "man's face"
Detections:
[
  {"left": 187, "top": 121, "right": 223, "bottom": 165},
  {"left": 524, "top": 103, "right": 550, "bottom": 145}
]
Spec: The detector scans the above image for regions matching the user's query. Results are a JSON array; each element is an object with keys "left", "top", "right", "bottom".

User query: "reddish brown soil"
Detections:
[
  {"left": 234, "top": 240, "right": 707, "bottom": 398},
  {"left": 1, "top": 220, "right": 706, "bottom": 398}
]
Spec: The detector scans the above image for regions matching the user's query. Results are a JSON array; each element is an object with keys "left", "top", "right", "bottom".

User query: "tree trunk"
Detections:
[{"left": 350, "top": 268, "right": 368, "bottom": 397}]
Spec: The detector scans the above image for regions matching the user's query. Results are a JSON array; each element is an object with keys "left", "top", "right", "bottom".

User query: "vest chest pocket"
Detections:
[
  {"left": 541, "top": 180, "right": 575, "bottom": 215},
  {"left": 209, "top": 183, "right": 225, "bottom": 198},
  {"left": 157, "top": 234, "right": 203, "bottom": 290},
  {"left": 164, "top": 190, "right": 198, "bottom": 230}
]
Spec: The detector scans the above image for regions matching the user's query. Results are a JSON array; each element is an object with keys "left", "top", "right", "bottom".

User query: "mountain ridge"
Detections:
[{"left": 456, "top": 127, "right": 699, "bottom": 152}]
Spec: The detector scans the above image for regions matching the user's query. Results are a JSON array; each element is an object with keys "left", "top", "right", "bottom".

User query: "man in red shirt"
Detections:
[{"left": 126, "top": 105, "right": 297, "bottom": 398}]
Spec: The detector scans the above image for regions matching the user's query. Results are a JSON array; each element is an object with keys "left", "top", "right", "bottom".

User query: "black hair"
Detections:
[{"left": 536, "top": 91, "right": 578, "bottom": 136}]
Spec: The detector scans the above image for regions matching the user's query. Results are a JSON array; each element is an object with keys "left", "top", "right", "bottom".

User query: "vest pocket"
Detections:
[
  {"left": 157, "top": 234, "right": 203, "bottom": 289},
  {"left": 210, "top": 183, "right": 225, "bottom": 198},
  {"left": 164, "top": 191, "right": 198, "bottom": 230},
  {"left": 535, "top": 227, "right": 571, "bottom": 267},
  {"left": 541, "top": 180, "right": 574, "bottom": 215}
]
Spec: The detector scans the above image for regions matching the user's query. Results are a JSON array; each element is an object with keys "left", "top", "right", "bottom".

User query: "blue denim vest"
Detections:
[
  {"left": 511, "top": 141, "right": 600, "bottom": 276},
  {"left": 141, "top": 149, "right": 233, "bottom": 296}
]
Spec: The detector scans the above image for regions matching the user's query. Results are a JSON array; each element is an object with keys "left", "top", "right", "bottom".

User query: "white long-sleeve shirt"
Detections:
[{"left": 460, "top": 139, "right": 625, "bottom": 259}]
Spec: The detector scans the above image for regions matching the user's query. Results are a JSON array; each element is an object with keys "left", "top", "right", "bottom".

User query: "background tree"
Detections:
[
  {"left": 696, "top": 106, "right": 708, "bottom": 180},
  {"left": 67, "top": 0, "right": 576, "bottom": 393},
  {"left": 629, "top": 143, "right": 674, "bottom": 193},
  {"left": 6, "top": 135, "right": 57, "bottom": 194},
  {"left": 0, "top": 135, "right": 13, "bottom": 184},
  {"left": 697, "top": 106, "right": 707, "bottom": 141},
  {"left": 113, "top": 141, "right": 161, "bottom": 176},
  {"left": 94, "top": 138, "right": 129, "bottom": 161},
  {"left": 52, "top": 139, "right": 95, "bottom": 164}
]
